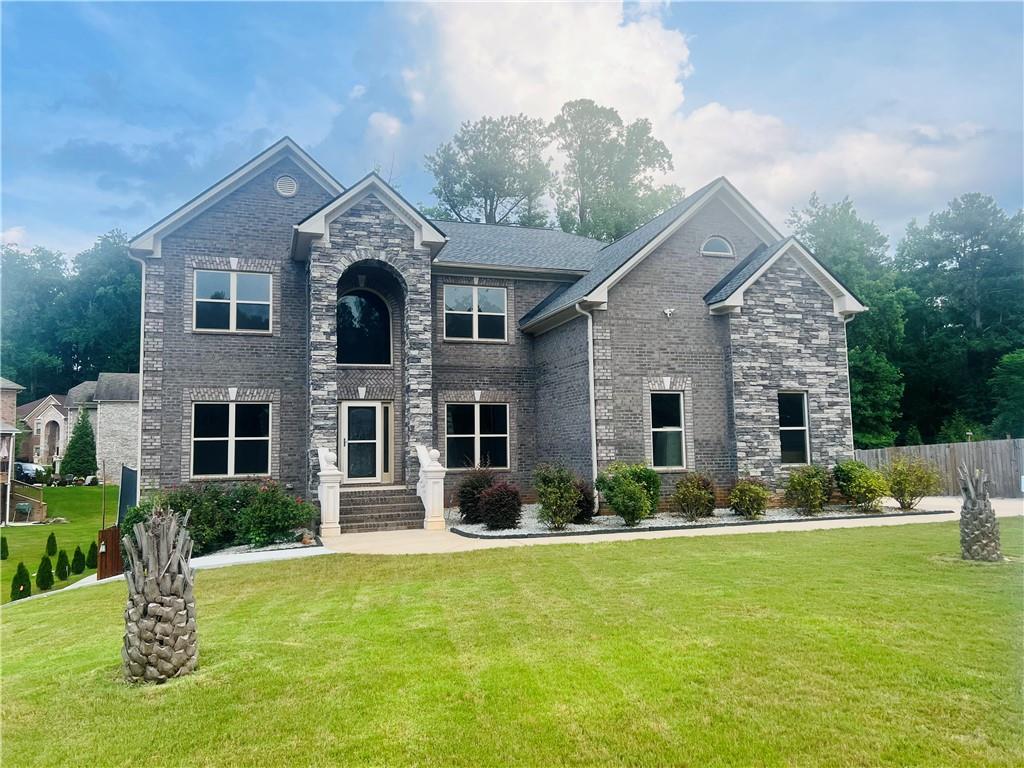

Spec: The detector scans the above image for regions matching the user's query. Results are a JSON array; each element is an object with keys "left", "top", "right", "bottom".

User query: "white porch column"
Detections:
[
  {"left": 415, "top": 445, "right": 447, "bottom": 530},
  {"left": 316, "top": 448, "right": 343, "bottom": 538}
]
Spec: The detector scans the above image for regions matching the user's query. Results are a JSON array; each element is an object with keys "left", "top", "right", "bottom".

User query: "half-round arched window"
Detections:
[
  {"left": 700, "top": 236, "right": 734, "bottom": 257},
  {"left": 338, "top": 289, "right": 391, "bottom": 365}
]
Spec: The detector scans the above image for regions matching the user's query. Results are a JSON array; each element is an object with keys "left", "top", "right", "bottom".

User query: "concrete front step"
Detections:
[
  {"left": 337, "top": 486, "right": 417, "bottom": 500},
  {"left": 334, "top": 487, "right": 425, "bottom": 532},
  {"left": 336, "top": 519, "right": 425, "bottom": 533},
  {"left": 339, "top": 509, "right": 426, "bottom": 523}
]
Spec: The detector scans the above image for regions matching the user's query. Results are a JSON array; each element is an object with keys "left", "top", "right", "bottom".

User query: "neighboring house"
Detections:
[
  {"left": 65, "top": 379, "right": 99, "bottom": 439},
  {"left": 128, "top": 137, "right": 865, "bottom": 533},
  {"left": 93, "top": 372, "right": 140, "bottom": 482},
  {"left": 0, "top": 377, "right": 24, "bottom": 521},
  {"left": 16, "top": 394, "right": 68, "bottom": 464}
]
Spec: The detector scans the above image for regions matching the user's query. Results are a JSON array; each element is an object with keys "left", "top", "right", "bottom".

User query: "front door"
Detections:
[{"left": 340, "top": 402, "right": 381, "bottom": 484}]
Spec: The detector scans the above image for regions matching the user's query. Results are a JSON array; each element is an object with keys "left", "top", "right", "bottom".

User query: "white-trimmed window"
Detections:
[
  {"left": 651, "top": 392, "right": 686, "bottom": 469},
  {"left": 445, "top": 403, "right": 509, "bottom": 469},
  {"left": 191, "top": 402, "right": 271, "bottom": 478},
  {"left": 700, "top": 236, "right": 734, "bottom": 257},
  {"left": 194, "top": 270, "right": 272, "bottom": 333},
  {"left": 778, "top": 392, "right": 810, "bottom": 464},
  {"left": 34, "top": 418, "right": 41, "bottom": 435},
  {"left": 443, "top": 285, "right": 507, "bottom": 341}
]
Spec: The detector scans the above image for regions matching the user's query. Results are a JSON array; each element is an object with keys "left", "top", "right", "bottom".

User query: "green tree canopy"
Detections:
[
  {"left": 989, "top": 349, "right": 1024, "bottom": 438},
  {"left": 425, "top": 114, "right": 551, "bottom": 225},
  {"left": 62, "top": 410, "right": 97, "bottom": 476},
  {"left": 549, "top": 99, "right": 682, "bottom": 241}
]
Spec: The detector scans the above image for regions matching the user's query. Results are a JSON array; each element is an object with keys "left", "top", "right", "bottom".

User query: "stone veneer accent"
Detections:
[
  {"left": 307, "top": 193, "right": 434, "bottom": 494},
  {"left": 728, "top": 252, "right": 855, "bottom": 484}
]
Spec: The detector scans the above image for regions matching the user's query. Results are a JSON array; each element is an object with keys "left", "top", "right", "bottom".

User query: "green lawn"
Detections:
[
  {"left": 1, "top": 486, "right": 119, "bottom": 602},
  {"left": 2, "top": 519, "right": 1021, "bottom": 767}
]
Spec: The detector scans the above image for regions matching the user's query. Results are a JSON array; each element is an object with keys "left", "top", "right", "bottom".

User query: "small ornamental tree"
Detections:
[
  {"left": 10, "top": 562, "right": 31, "bottom": 601},
  {"left": 86, "top": 541, "right": 98, "bottom": 569},
  {"left": 46, "top": 532, "right": 57, "bottom": 557},
  {"left": 36, "top": 555, "right": 54, "bottom": 591},
  {"left": 62, "top": 409, "right": 97, "bottom": 477},
  {"left": 1, "top": 535, "right": 8, "bottom": 560},
  {"left": 71, "top": 545, "right": 86, "bottom": 574},
  {"left": 55, "top": 550, "right": 71, "bottom": 581}
]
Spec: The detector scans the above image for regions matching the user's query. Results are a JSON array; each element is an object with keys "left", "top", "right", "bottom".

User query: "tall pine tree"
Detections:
[{"left": 62, "top": 409, "right": 97, "bottom": 476}]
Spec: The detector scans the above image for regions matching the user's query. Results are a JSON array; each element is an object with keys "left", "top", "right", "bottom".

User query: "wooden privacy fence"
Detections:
[{"left": 855, "top": 439, "right": 1024, "bottom": 498}]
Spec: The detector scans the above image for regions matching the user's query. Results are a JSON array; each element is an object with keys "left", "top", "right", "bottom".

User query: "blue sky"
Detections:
[{"left": 2, "top": 2, "right": 1021, "bottom": 255}]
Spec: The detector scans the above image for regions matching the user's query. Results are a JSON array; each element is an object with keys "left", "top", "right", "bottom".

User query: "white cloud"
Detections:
[
  {"left": 2, "top": 226, "right": 28, "bottom": 246},
  {"left": 348, "top": 84, "right": 366, "bottom": 100},
  {"left": 368, "top": 111, "right": 403, "bottom": 139},
  {"left": 401, "top": 2, "right": 1009, "bottom": 238}
]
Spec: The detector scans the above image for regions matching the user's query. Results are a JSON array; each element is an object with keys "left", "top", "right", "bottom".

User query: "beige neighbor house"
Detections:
[
  {"left": 17, "top": 393, "right": 68, "bottom": 465},
  {"left": 1, "top": 377, "right": 24, "bottom": 522}
]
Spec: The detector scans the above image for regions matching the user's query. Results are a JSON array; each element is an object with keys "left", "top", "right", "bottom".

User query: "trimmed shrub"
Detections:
[
  {"left": 1, "top": 535, "right": 8, "bottom": 560},
  {"left": 671, "top": 472, "right": 715, "bottom": 521},
  {"left": 784, "top": 465, "right": 830, "bottom": 515},
  {"left": 597, "top": 463, "right": 661, "bottom": 514},
  {"left": 45, "top": 532, "right": 57, "bottom": 557},
  {"left": 833, "top": 460, "right": 869, "bottom": 502},
  {"left": 605, "top": 477, "right": 651, "bottom": 527},
  {"left": 730, "top": 478, "right": 771, "bottom": 519},
  {"left": 536, "top": 464, "right": 582, "bottom": 530},
  {"left": 86, "top": 540, "right": 98, "bottom": 569},
  {"left": 573, "top": 478, "right": 596, "bottom": 524},
  {"left": 457, "top": 468, "right": 497, "bottom": 525},
  {"left": 71, "top": 545, "right": 86, "bottom": 575},
  {"left": 121, "top": 497, "right": 156, "bottom": 544},
  {"left": 479, "top": 482, "right": 522, "bottom": 530},
  {"left": 883, "top": 457, "right": 941, "bottom": 510},
  {"left": 237, "top": 482, "right": 316, "bottom": 548},
  {"left": 162, "top": 484, "right": 237, "bottom": 554},
  {"left": 36, "top": 555, "right": 54, "bottom": 591},
  {"left": 845, "top": 466, "right": 889, "bottom": 512},
  {"left": 55, "top": 549, "right": 70, "bottom": 581},
  {"left": 10, "top": 562, "right": 31, "bottom": 601}
]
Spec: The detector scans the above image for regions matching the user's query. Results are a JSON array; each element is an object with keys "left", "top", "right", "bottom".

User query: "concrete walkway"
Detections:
[{"left": 321, "top": 496, "right": 1022, "bottom": 555}]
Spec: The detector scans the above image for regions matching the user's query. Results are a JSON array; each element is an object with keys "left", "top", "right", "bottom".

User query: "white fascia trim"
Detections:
[
  {"left": 129, "top": 138, "right": 344, "bottom": 256},
  {"left": 708, "top": 239, "right": 868, "bottom": 318},
  {"left": 295, "top": 175, "right": 446, "bottom": 252}
]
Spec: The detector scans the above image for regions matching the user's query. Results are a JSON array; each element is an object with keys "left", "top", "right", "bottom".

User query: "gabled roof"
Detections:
[
  {"left": 704, "top": 237, "right": 867, "bottom": 318},
  {"left": 0, "top": 376, "right": 24, "bottom": 391},
  {"left": 432, "top": 221, "right": 602, "bottom": 273},
  {"left": 66, "top": 380, "right": 97, "bottom": 407},
  {"left": 94, "top": 373, "right": 140, "bottom": 402},
  {"left": 292, "top": 172, "right": 447, "bottom": 258},
  {"left": 520, "top": 177, "right": 782, "bottom": 331},
  {"left": 17, "top": 394, "right": 67, "bottom": 421},
  {"left": 130, "top": 137, "right": 344, "bottom": 257}
]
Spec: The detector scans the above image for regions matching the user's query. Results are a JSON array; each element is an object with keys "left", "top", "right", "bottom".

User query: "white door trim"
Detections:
[{"left": 340, "top": 401, "right": 382, "bottom": 484}]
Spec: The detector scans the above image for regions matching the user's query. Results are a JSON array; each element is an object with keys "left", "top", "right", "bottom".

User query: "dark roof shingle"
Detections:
[
  {"left": 432, "top": 221, "right": 603, "bottom": 272},
  {"left": 94, "top": 373, "right": 140, "bottom": 402},
  {"left": 703, "top": 239, "right": 791, "bottom": 305}
]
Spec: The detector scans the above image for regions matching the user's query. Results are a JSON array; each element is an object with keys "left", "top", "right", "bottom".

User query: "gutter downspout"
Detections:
[
  {"left": 573, "top": 302, "right": 599, "bottom": 492},
  {"left": 127, "top": 252, "right": 146, "bottom": 505}
]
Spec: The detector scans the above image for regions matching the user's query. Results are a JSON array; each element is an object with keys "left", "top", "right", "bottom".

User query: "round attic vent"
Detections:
[{"left": 275, "top": 175, "right": 298, "bottom": 198}]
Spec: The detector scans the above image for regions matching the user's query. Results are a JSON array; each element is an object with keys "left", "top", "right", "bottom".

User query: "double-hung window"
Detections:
[
  {"left": 192, "top": 402, "right": 271, "bottom": 477},
  {"left": 194, "top": 270, "right": 271, "bottom": 332},
  {"left": 34, "top": 418, "right": 41, "bottom": 436},
  {"left": 778, "top": 392, "right": 810, "bottom": 464},
  {"left": 443, "top": 285, "right": 507, "bottom": 341},
  {"left": 651, "top": 392, "right": 685, "bottom": 468},
  {"left": 445, "top": 403, "right": 509, "bottom": 469}
]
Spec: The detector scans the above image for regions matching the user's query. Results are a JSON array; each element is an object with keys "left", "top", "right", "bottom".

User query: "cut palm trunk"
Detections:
[
  {"left": 957, "top": 462, "right": 1002, "bottom": 562},
  {"left": 121, "top": 508, "right": 198, "bottom": 683}
]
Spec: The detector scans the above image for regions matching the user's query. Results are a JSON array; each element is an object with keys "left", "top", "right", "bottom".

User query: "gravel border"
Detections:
[{"left": 450, "top": 503, "right": 954, "bottom": 539}]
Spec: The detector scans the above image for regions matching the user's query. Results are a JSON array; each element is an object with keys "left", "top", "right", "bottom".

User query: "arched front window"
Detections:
[
  {"left": 338, "top": 289, "right": 391, "bottom": 365},
  {"left": 700, "top": 236, "right": 734, "bottom": 257}
]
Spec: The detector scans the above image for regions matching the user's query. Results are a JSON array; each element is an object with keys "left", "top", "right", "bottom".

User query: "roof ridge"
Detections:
[{"left": 431, "top": 219, "right": 601, "bottom": 240}]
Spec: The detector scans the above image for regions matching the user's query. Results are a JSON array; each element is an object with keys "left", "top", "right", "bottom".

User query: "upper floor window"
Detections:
[
  {"left": 651, "top": 392, "right": 686, "bottom": 469},
  {"left": 778, "top": 392, "right": 809, "bottom": 464},
  {"left": 192, "top": 402, "right": 270, "bottom": 478},
  {"left": 338, "top": 289, "right": 391, "bottom": 365},
  {"left": 34, "top": 418, "right": 41, "bottom": 435},
  {"left": 194, "top": 270, "right": 271, "bottom": 333},
  {"left": 444, "top": 285, "right": 507, "bottom": 341},
  {"left": 700, "top": 236, "right": 734, "bottom": 258}
]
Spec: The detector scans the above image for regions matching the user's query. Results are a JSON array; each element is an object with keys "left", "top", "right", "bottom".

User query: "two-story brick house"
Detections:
[{"left": 128, "top": 137, "right": 865, "bottom": 534}]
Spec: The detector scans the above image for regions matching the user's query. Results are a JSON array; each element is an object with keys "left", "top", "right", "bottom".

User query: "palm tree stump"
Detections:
[
  {"left": 121, "top": 509, "right": 198, "bottom": 683},
  {"left": 957, "top": 462, "right": 1002, "bottom": 562}
]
